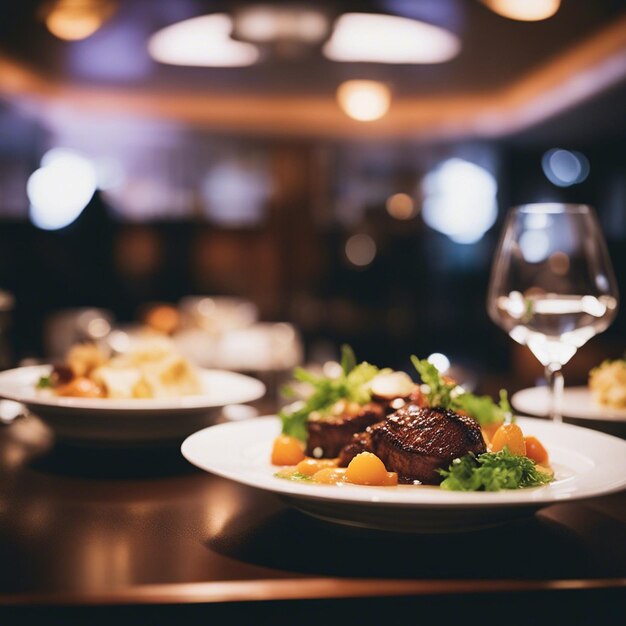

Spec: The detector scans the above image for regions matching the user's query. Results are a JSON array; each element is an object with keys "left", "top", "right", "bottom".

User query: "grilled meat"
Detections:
[
  {"left": 304, "top": 378, "right": 419, "bottom": 459},
  {"left": 338, "top": 405, "right": 486, "bottom": 484},
  {"left": 337, "top": 428, "right": 374, "bottom": 467},
  {"left": 305, "top": 403, "right": 384, "bottom": 458}
]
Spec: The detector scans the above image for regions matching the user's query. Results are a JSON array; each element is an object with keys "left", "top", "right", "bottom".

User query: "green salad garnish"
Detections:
[
  {"left": 37, "top": 375, "right": 53, "bottom": 389},
  {"left": 438, "top": 448, "right": 553, "bottom": 491},
  {"left": 279, "top": 345, "right": 388, "bottom": 441},
  {"left": 411, "top": 356, "right": 511, "bottom": 426},
  {"left": 274, "top": 470, "right": 313, "bottom": 482}
]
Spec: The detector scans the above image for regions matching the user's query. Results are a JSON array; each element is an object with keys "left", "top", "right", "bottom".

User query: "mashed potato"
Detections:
[
  {"left": 52, "top": 337, "right": 202, "bottom": 399},
  {"left": 589, "top": 359, "right": 626, "bottom": 409}
]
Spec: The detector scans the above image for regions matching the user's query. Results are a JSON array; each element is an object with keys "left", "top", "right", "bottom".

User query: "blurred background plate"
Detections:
[
  {"left": 512, "top": 386, "right": 626, "bottom": 421},
  {"left": 512, "top": 386, "right": 626, "bottom": 438},
  {"left": 0, "top": 365, "right": 265, "bottom": 445}
]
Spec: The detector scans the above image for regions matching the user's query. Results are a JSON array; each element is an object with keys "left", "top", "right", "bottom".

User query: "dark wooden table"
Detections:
[{"left": 0, "top": 416, "right": 625, "bottom": 625}]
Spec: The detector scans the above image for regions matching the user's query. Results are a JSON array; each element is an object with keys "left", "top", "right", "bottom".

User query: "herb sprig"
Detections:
[
  {"left": 279, "top": 345, "right": 388, "bottom": 441},
  {"left": 37, "top": 375, "right": 53, "bottom": 389},
  {"left": 410, "top": 356, "right": 511, "bottom": 426},
  {"left": 274, "top": 470, "right": 313, "bottom": 482},
  {"left": 438, "top": 448, "right": 553, "bottom": 491}
]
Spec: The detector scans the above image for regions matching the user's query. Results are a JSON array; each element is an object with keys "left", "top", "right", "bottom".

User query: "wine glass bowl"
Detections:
[{"left": 487, "top": 203, "right": 619, "bottom": 421}]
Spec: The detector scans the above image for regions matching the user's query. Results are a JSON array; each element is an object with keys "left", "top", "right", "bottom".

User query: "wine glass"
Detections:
[{"left": 487, "top": 203, "right": 619, "bottom": 421}]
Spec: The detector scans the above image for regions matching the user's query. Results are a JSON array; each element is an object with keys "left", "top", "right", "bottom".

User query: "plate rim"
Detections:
[
  {"left": 0, "top": 364, "right": 266, "bottom": 412},
  {"left": 512, "top": 385, "right": 626, "bottom": 422},
  {"left": 181, "top": 415, "right": 626, "bottom": 509}
]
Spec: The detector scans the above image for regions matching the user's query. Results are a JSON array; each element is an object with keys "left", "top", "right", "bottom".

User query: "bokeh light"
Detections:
[
  {"left": 234, "top": 6, "right": 328, "bottom": 43},
  {"left": 324, "top": 12, "right": 460, "bottom": 64},
  {"left": 427, "top": 352, "right": 451, "bottom": 374},
  {"left": 44, "top": 0, "right": 114, "bottom": 41},
  {"left": 548, "top": 251, "right": 570, "bottom": 275},
  {"left": 481, "top": 0, "right": 561, "bottom": 22},
  {"left": 345, "top": 233, "right": 377, "bottom": 267},
  {"left": 148, "top": 14, "right": 259, "bottom": 67},
  {"left": 386, "top": 193, "right": 417, "bottom": 220},
  {"left": 422, "top": 158, "right": 498, "bottom": 244},
  {"left": 519, "top": 230, "right": 551, "bottom": 263},
  {"left": 337, "top": 80, "right": 391, "bottom": 122},
  {"left": 201, "top": 161, "right": 271, "bottom": 227},
  {"left": 28, "top": 148, "right": 97, "bottom": 230},
  {"left": 542, "top": 148, "right": 590, "bottom": 187}
]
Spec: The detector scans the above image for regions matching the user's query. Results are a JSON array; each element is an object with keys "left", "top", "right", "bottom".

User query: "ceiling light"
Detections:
[
  {"left": 324, "top": 12, "right": 460, "bottom": 64},
  {"left": 44, "top": 0, "right": 116, "bottom": 41},
  {"left": 148, "top": 14, "right": 259, "bottom": 67},
  {"left": 234, "top": 5, "right": 329, "bottom": 44},
  {"left": 481, "top": 0, "right": 561, "bottom": 22},
  {"left": 337, "top": 80, "right": 391, "bottom": 122}
]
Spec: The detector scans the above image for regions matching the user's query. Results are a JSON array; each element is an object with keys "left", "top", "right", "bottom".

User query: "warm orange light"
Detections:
[
  {"left": 44, "top": 0, "right": 115, "bottom": 41},
  {"left": 336, "top": 80, "right": 391, "bottom": 122},
  {"left": 482, "top": 0, "right": 561, "bottom": 22},
  {"left": 386, "top": 193, "right": 417, "bottom": 220}
]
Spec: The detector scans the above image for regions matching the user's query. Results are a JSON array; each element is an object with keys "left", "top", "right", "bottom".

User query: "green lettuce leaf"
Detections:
[{"left": 439, "top": 448, "right": 553, "bottom": 491}]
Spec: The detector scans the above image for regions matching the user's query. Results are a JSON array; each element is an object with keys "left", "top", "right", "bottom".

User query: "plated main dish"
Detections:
[
  {"left": 589, "top": 357, "right": 626, "bottom": 409},
  {"left": 271, "top": 347, "right": 552, "bottom": 491},
  {"left": 36, "top": 338, "right": 202, "bottom": 399}
]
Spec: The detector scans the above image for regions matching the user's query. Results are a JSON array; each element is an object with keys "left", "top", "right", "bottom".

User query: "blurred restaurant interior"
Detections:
[
  {"left": 1, "top": 0, "right": 626, "bottom": 623},
  {"left": 0, "top": 0, "right": 625, "bottom": 386}
]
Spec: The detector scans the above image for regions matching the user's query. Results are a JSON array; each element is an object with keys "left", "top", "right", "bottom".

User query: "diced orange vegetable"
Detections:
[
  {"left": 380, "top": 472, "right": 398, "bottom": 486},
  {"left": 55, "top": 377, "right": 104, "bottom": 398},
  {"left": 271, "top": 435, "right": 305, "bottom": 466},
  {"left": 345, "top": 452, "right": 396, "bottom": 486},
  {"left": 312, "top": 467, "right": 347, "bottom": 484},
  {"left": 490, "top": 423, "right": 526, "bottom": 456},
  {"left": 524, "top": 436, "right": 549, "bottom": 465},
  {"left": 296, "top": 458, "right": 338, "bottom": 476},
  {"left": 482, "top": 420, "right": 504, "bottom": 444}
]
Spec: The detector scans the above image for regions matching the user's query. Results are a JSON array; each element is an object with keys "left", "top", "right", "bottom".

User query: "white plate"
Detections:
[
  {"left": 182, "top": 416, "right": 626, "bottom": 533},
  {"left": 0, "top": 365, "right": 265, "bottom": 444},
  {"left": 512, "top": 386, "right": 626, "bottom": 422}
]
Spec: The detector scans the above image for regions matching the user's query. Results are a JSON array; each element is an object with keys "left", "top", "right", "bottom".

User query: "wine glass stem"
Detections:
[{"left": 545, "top": 362, "right": 564, "bottom": 422}]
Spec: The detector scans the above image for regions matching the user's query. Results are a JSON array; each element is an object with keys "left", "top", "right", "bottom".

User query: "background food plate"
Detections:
[
  {"left": 0, "top": 365, "right": 265, "bottom": 444},
  {"left": 182, "top": 416, "right": 626, "bottom": 533},
  {"left": 512, "top": 386, "right": 626, "bottom": 422}
]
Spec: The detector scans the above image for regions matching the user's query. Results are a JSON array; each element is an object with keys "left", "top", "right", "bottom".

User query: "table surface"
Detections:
[{"left": 0, "top": 415, "right": 625, "bottom": 607}]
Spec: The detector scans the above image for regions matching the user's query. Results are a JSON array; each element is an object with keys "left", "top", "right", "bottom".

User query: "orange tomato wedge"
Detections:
[
  {"left": 490, "top": 423, "right": 526, "bottom": 456},
  {"left": 524, "top": 436, "right": 549, "bottom": 465}
]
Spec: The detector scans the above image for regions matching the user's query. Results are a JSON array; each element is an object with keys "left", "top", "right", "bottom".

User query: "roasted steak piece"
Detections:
[
  {"left": 337, "top": 428, "right": 374, "bottom": 467},
  {"left": 305, "top": 403, "right": 385, "bottom": 458},
  {"left": 373, "top": 406, "right": 486, "bottom": 484},
  {"left": 339, "top": 405, "right": 486, "bottom": 484}
]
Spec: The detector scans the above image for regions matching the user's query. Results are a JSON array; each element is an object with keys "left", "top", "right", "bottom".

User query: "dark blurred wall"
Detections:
[{"left": 0, "top": 125, "right": 624, "bottom": 382}]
